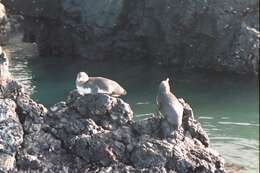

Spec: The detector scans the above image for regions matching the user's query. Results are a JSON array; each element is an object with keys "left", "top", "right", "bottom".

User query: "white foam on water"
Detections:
[
  {"left": 198, "top": 116, "right": 214, "bottom": 120},
  {"left": 136, "top": 102, "right": 150, "bottom": 105},
  {"left": 220, "top": 117, "right": 230, "bottom": 120},
  {"left": 218, "top": 121, "right": 259, "bottom": 127}
]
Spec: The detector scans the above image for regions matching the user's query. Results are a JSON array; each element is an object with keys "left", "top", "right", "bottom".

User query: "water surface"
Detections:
[{"left": 5, "top": 36, "right": 259, "bottom": 173}]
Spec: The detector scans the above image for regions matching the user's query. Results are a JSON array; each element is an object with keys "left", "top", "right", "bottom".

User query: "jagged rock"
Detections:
[
  {"left": 68, "top": 90, "right": 133, "bottom": 130},
  {"left": 41, "top": 89, "right": 223, "bottom": 172},
  {"left": 179, "top": 98, "right": 209, "bottom": 147},
  {"left": 132, "top": 116, "right": 162, "bottom": 136},
  {"left": 0, "top": 98, "right": 23, "bottom": 172},
  {"left": 0, "top": 79, "right": 23, "bottom": 99}
]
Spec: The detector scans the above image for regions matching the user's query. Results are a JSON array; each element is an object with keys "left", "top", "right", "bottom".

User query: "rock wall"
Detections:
[{"left": 2, "top": 0, "right": 260, "bottom": 74}]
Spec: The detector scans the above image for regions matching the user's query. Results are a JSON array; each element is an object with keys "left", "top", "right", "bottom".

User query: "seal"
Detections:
[
  {"left": 76, "top": 72, "right": 127, "bottom": 97},
  {"left": 156, "top": 78, "right": 183, "bottom": 129}
]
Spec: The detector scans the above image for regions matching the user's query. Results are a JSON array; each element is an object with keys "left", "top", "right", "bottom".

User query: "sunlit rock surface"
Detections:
[{"left": 2, "top": 0, "right": 260, "bottom": 74}]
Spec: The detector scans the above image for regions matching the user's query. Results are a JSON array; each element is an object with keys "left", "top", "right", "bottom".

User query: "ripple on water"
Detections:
[
  {"left": 217, "top": 121, "right": 259, "bottom": 127},
  {"left": 211, "top": 137, "right": 259, "bottom": 172},
  {"left": 5, "top": 34, "right": 37, "bottom": 94},
  {"left": 198, "top": 116, "right": 214, "bottom": 120}
]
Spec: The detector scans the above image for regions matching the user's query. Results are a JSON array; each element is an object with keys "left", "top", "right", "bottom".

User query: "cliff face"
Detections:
[{"left": 2, "top": 0, "right": 260, "bottom": 74}]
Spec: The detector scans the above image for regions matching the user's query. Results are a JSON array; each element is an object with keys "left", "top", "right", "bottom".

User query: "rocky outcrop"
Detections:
[
  {"left": 1, "top": 83, "right": 225, "bottom": 172},
  {"left": 0, "top": 49, "right": 229, "bottom": 172},
  {"left": 2, "top": 0, "right": 259, "bottom": 75},
  {"left": 0, "top": 98, "right": 23, "bottom": 172}
]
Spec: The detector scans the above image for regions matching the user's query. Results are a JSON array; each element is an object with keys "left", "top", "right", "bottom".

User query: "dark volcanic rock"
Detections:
[{"left": 2, "top": 0, "right": 260, "bottom": 74}]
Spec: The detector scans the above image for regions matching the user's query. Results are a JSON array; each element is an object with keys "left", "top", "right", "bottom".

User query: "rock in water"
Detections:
[
  {"left": 156, "top": 78, "right": 183, "bottom": 130},
  {"left": 0, "top": 67, "right": 227, "bottom": 172},
  {"left": 76, "top": 72, "right": 127, "bottom": 97}
]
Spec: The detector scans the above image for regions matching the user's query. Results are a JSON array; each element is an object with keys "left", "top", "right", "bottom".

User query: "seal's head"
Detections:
[
  {"left": 76, "top": 72, "right": 89, "bottom": 85},
  {"left": 159, "top": 78, "right": 171, "bottom": 93}
]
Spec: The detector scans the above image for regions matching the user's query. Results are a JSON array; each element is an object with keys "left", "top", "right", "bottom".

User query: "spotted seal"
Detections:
[
  {"left": 156, "top": 78, "right": 183, "bottom": 129},
  {"left": 76, "top": 72, "right": 127, "bottom": 97}
]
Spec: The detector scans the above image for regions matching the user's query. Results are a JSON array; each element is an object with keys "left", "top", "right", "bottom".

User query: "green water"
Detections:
[{"left": 6, "top": 38, "right": 259, "bottom": 173}]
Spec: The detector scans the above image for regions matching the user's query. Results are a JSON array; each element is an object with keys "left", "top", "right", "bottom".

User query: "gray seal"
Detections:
[
  {"left": 76, "top": 72, "right": 127, "bottom": 97},
  {"left": 156, "top": 78, "right": 183, "bottom": 129}
]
